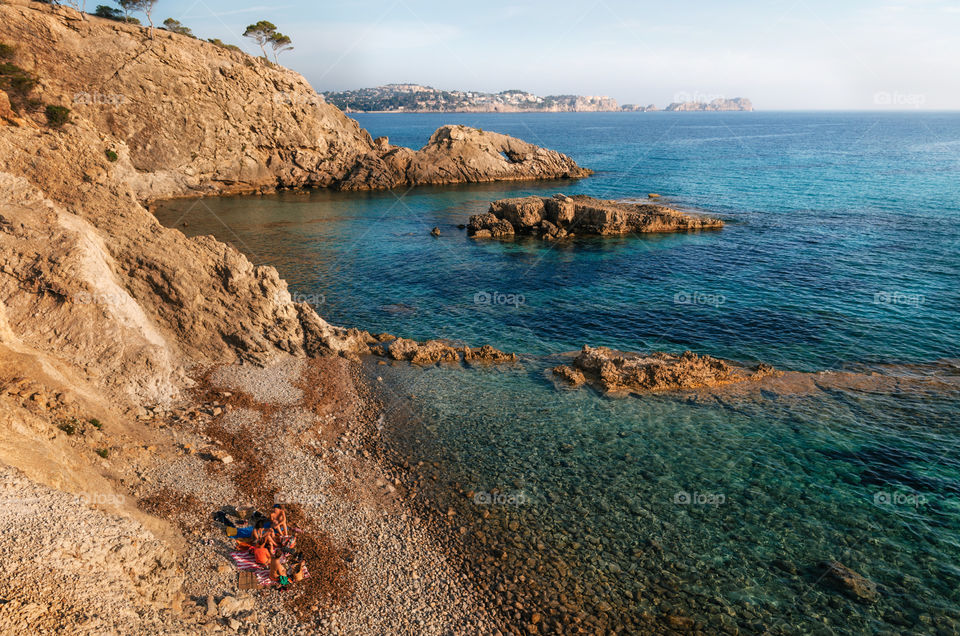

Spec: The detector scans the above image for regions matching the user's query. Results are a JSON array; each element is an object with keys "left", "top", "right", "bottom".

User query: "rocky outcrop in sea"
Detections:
[
  {"left": 552, "top": 345, "right": 780, "bottom": 394},
  {"left": 468, "top": 194, "right": 723, "bottom": 240}
]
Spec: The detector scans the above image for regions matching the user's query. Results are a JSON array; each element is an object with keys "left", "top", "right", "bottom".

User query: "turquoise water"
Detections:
[{"left": 157, "top": 112, "right": 960, "bottom": 634}]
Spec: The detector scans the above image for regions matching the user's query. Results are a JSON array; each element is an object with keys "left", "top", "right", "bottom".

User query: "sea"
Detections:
[{"left": 156, "top": 111, "right": 960, "bottom": 634}]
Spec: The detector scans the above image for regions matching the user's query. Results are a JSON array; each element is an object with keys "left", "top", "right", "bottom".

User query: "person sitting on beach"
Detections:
[
  {"left": 290, "top": 554, "right": 306, "bottom": 583},
  {"left": 270, "top": 503, "right": 289, "bottom": 535},
  {"left": 269, "top": 555, "right": 287, "bottom": 583},
  {"left": 252, "top": 520, "right": 278, "bottom": 552},
  {"left": 252, "top": 543, "right": 272, "bottom": 567},
  {"left": 278, "top": 529, "right": 297, "bottom": 553},
  {"left": 252, "top": 519, "right": 267, "bottom": 544}
]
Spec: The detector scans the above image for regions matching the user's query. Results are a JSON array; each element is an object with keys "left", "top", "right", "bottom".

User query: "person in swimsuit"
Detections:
[
  {"left": 269, "top": 555, "right": 287, "bottom": 583},
  {"left": 270, "top": 504, "right": 289, "bottom": 535}
]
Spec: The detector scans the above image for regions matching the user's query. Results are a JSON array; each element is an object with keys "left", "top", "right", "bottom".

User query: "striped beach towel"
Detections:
[{"left": 229, "top": 550, "right": 310, "bottom": 587}]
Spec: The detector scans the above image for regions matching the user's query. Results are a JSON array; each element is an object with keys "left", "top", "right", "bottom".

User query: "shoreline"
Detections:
[{"left": 105, "top": 354, "right": 510, "bottom": 633}]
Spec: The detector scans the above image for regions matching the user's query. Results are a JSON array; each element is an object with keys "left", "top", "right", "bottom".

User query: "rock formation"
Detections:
[
  {"left": 552, "top": 346, "right": 779, "bottom": 394},
  {"left": 375, "top": 338, "right": 516, "bottom": 366},
  {"left": 468, "top": 194, "right": 723, "bottom": 240}
]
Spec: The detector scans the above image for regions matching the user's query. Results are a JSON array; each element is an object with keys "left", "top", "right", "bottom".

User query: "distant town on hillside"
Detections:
[{"left": 321, "top": 85, "right": 754, "bottom": 113}]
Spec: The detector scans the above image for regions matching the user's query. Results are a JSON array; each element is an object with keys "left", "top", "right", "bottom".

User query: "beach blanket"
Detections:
[{"left": 229, "top": 550, "right": 310, "bottom": 587}]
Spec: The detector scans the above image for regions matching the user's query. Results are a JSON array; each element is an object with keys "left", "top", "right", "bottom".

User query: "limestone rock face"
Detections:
[
  {"left": 469, "top": 194, "right": 723, "bottom": 240},
  {"left": 553, "top": 346, "right": 779, "bottom": 394},
  {"left": 380, "top": 125, "right": 591, "bottom": 189}
]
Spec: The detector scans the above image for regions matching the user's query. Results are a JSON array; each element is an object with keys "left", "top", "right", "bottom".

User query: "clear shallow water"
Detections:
[{"left": 157, "top": 112, "right": 960, "bottom": 633}]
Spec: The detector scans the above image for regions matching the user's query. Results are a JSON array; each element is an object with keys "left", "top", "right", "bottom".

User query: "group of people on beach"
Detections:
[{"left": 229, "top": 503, "right": 306, "bottom": 586}]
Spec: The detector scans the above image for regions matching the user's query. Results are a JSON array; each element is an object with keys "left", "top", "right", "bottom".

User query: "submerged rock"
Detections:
[
  {"left": 468, "top": 194, "right": 723, "bottom": 240},
  {"left": 819, "top": 561, "right": 879, "bottom": 602},
  {"left": 553, "top": 345, "right": 779, "bottom": 394}
]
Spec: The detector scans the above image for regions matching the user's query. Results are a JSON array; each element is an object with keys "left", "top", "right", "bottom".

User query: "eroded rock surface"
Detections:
[
  {"left": 378, "top": 338, "right": 517, "bottom": 366},
  {"left": 553, "top": 345, "right": 779, "bottom": 394},
  {"left": 469, "top": 194, "right": 722, "bottom": 240}
]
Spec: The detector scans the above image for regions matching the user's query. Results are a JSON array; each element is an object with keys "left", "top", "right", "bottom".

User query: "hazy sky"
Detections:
[{"left": 155, "top": 0, "right": 960, "bottom": 109}]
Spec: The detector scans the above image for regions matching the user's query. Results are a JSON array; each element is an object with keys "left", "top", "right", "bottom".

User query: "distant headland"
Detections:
[{"left": 321, "top": 84, "right": 754, "bottom": 113}]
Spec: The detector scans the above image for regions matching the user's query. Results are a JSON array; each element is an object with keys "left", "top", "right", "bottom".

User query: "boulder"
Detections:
[
  {"left": 819, "top": 561, "right": 878, "bottom": 602},
  {"left": 217, "top": 594, "right": 256, "bottom": 617},
  {"left": 467, "top": 213, "right": 515, "bottom": 239}
]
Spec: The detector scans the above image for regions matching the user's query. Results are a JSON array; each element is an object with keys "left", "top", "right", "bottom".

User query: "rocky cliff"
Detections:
[
  {"left": 0, "top": 0, "right": 588, "bottom": 198},
  {"left": 0, "top": 0, "right": 588, "bottom": 408}
]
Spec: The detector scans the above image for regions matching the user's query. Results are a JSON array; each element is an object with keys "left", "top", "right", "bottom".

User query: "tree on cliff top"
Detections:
[
  {"left": 93, "top": 5, "right": 139, "bottom": 24},
  {"left": 243, "top": 21, "right": 278, "bottom": 58},
  {"left": 118, "top": 0, "right": 157, "bottom": 37},
  {"left": 269, "top": 33, "right": 293, "bottom": 64},
  {"left": 162, "top": 18, "right": 193, "bottom": 37}
]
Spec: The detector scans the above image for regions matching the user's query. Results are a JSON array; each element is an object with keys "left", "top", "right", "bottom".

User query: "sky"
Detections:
[{"left": 151, "top": 0, "right": 960, "bottom": 109}]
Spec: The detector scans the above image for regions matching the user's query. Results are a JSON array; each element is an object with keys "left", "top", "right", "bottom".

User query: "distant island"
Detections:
[{"left": 321, "top": 84, "right": 754, "bottom": 113}]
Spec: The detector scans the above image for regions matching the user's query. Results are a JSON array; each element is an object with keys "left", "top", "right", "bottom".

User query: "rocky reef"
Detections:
[
  {"left": 372, "top": 337, "right": 516, "bottom": 366},
  {"left": 552, "top": 345, "right": 779, "bottom": 394},
  {"left": 468, "top": 194, "right": 723, "bottom": 240}
]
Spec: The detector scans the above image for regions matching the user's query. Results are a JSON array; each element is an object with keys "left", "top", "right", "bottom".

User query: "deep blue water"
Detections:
[{"left": 157, "top": 112, "right": 960, "bottom": 634}]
